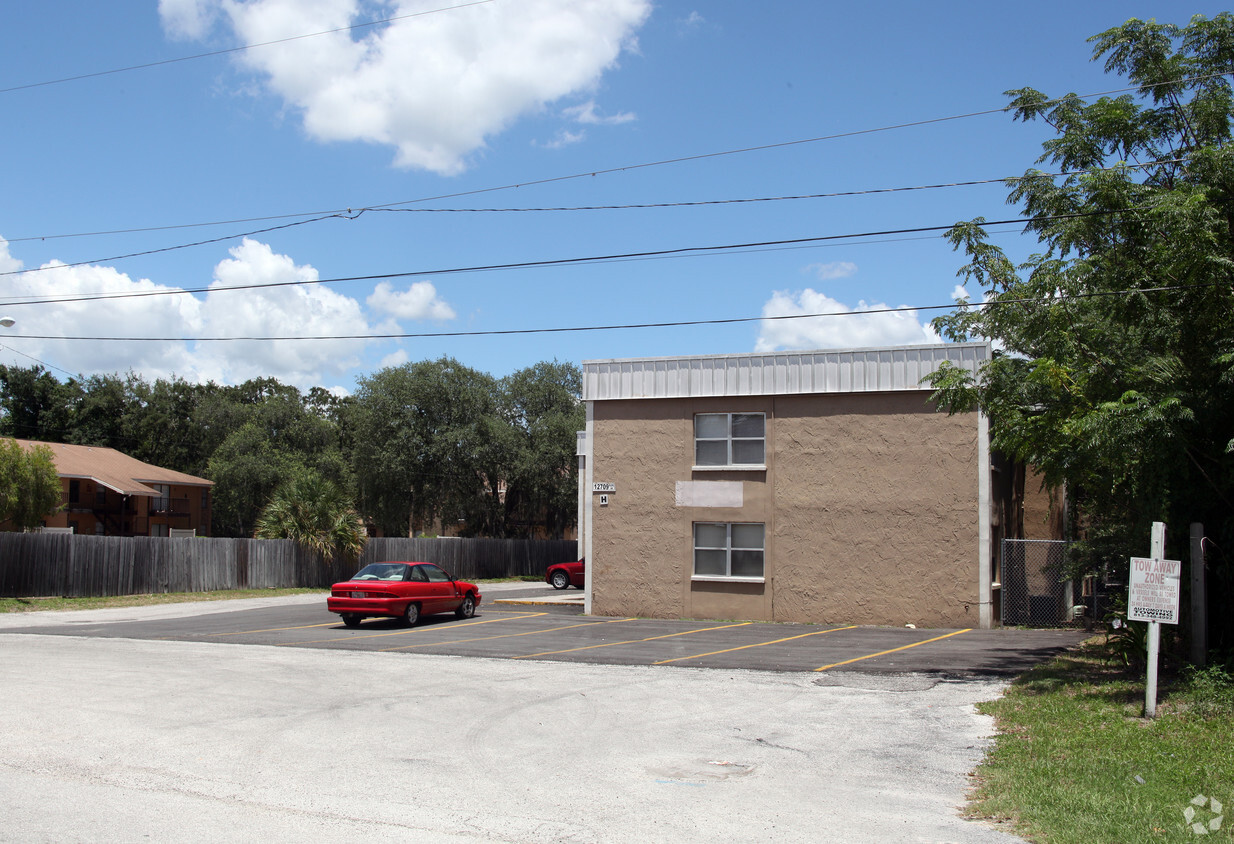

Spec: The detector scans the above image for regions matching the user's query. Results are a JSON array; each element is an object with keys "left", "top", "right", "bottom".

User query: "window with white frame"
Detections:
[
  {"left": 693, "top": 522, "right": 765, "bottom": 579},
  {"left": 694, "top": 413, "right": 765, "bottom": 467}
]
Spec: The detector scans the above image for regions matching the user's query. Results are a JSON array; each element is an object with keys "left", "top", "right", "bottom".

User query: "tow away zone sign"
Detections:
[{"left": 1128, "top": 556, "right": 1181, "bottom": 625}]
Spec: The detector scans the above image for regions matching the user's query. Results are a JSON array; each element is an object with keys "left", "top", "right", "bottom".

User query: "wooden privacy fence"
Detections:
[{"left": 0, "top": 533, "right": 579, "bottom": 598}]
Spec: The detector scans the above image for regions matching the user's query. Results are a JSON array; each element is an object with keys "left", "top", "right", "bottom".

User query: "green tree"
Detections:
[
  {"left": 351, "top": 357, "right": 504, "bottom": 536},
  {"left": 201, "top": 378, "right": 352, "bottom": 536},
  {"left": 500, "top": 361, "right": 584, "bottom": 538},
  {"left": 0, "top": 365, "right": 77, "bottom": 441},
  {"left": 128, "top": 376, "right": 218, "bottom": 476},
  {"left": 254, "top": 469, "right": 365, "bottom": 561},
  {"left": 0, "top": 438, "right": 63, "bottom": 530},
  {"left": 68, "top": 373, "right": 138, "bottom": 451},
  {"left": 927, "top": 14, "right": 1234, "bottom": 651}
]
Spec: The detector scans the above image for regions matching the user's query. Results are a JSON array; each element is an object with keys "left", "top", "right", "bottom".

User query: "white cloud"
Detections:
[
  {"left": 379, "top": 348, "right": 410, "bottom": 369},
  {"left": 0, "top": 236, "right": 395, "bottom": 391},
  {"left": 952, "top": 284, "right": 971, "bottom": 301},
  {"left": 755, "top": 288, "right": 940, "bottom": 353},
  {"left": 367, "top": 280, "right": 456, "bottom": 321},
  {"left": 163, "top": 0, "right": 652, "bottom": 173},
  {"left": 539, "top": 129, "right": 586, "bottom": 149},
  {"left": 193, "top": 238, "right": 372, "bottom": 386},
  {"left": 0, "top": 241, "right": 206, "bottom": 380},
  {"left": 0, "top": 238, "right": 22, "bottom": 274},
  {"left": 563, "top": 99, "right": 636, "bottom": 125},
  {"left": 805, "top": 261, "right": 857, "bottom": 281},
  {"left": 158, "top": 0, "right": 220, "bottom": 40}
]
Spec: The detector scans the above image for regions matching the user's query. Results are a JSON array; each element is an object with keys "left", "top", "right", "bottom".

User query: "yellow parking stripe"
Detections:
[
  {"left": 204, "top": 609, "right": 542, "bottom": 638},
  {"left": 653, "top": 624, "right": 858, "bottom": 665},
  {"left": 380, "top": 617, "right": 637, "bottom": 652},
  {"left": 206, "top": 622, "right": 339, "bottom": 637},
  {"left": 276, "top": 612, "right": 547, "bottom": 646},
  {"left": 813, "top": 629, "right": 971, "bottom": 672},
  {"left": 513, "top": 621, "right": 753, "bottom": 659}
]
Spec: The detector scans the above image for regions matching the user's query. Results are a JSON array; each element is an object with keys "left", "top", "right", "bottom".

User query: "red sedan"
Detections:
[
  {"left": 546, "top": 558, "right": 585, "bottom": 590},
  {"left": 327, "top": 562, "right": 482, "bottom": 628}
]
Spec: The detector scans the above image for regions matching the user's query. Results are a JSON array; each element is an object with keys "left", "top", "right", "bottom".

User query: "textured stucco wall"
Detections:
[
  {"left": 1022, "top": 468, "right": 1066, "bottom": 540},
  {"left": 590, "top": 392, "right": 983, "bottom": 627}
]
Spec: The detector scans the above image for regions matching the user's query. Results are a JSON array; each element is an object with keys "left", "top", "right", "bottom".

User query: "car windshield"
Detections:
[{"left": 350, "top": 564, "right": 409, "bottom": 582}]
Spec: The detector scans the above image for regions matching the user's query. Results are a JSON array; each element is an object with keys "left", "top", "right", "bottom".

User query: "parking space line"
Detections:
[
  {"left": 276, "top": 612, "right": 547, "bottom": 646},
  {"left": 379, "top": 617, "right": 638, "bottom": 652},
  {"left": 512, "top": 621, "right": 754, "bottom": 659},
  {"left": 200, "top": 612, "right": 545, "bottom": 639},
  {"left": 813, "top": 629, "right": 972, "bottom": 671},
  {"left": 204, "top": 622, "right": 340, "bottom": 637},
  {"left": 653, "top": 624, "right": 858, "bottom": 665}
]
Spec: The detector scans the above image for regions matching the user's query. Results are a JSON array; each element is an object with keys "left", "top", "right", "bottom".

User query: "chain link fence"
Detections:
[{"left": 1000, "top": 539, "right": 1080, "bottom": 627}]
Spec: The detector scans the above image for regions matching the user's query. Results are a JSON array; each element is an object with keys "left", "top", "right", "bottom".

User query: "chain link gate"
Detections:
[{"left": 1000, "top": 539, "right": 1080, "bottom": 627}]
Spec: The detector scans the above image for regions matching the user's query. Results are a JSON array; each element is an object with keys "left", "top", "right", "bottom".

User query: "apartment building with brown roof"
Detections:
[{"left": 6, "top": 440, "right": 213, "bottom": 537}]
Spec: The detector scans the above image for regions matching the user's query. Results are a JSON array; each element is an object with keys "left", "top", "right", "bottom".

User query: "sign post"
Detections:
[{"left": 1127, "top": 522, "right": 1181, "bottom": 718}]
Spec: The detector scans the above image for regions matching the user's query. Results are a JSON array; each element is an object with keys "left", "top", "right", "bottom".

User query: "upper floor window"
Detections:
[
  {"left": 152, "top": 484, "right": 171, "bottom": 512},
  {"left": 694, "top": 413, "right": 765, "bottom": 467}
]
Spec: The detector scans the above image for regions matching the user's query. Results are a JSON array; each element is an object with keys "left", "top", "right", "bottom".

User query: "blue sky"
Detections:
[{"left": 0, "top": 1, "right": 1220, "bottom": 393}]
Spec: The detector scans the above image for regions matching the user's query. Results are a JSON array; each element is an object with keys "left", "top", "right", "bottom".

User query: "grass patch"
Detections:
[
  {"left": 968, "top": 638, "right": 1234, "bottom": 842},
  {"left": 0, "top": 588, "right": 325, "bottom": 613}
]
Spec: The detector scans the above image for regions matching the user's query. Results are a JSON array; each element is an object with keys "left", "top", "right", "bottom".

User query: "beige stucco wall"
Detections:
[{"left": 590, "top": 391, "right": 984, "bottom": 627}]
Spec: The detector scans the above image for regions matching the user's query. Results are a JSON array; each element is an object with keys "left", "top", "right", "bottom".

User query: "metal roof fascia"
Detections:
[{"left": 582, "top": 342, "right": 991, "bottom": 401}]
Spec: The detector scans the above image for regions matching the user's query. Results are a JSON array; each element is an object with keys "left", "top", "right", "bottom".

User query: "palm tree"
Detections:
[{"left": 254, "top": 471, "right": 365, "bottom": 561}]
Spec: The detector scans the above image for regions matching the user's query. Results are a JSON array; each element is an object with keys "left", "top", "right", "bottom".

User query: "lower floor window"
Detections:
[{"left": 694, "top": 522, "right": 765, "bottom": 579}]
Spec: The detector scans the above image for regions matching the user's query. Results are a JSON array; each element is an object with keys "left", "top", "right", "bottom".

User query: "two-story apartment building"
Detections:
[
  {"left": 577, "top": 342, "right": 1036, "bottom": 630},
  {"left": 8, "top": 440, "right": 213, "bottom": 537}
]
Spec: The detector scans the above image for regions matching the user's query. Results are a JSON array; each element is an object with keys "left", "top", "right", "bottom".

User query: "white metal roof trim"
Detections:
[{"left": 582, "top": 343, "right": 989, "bottom": 400}]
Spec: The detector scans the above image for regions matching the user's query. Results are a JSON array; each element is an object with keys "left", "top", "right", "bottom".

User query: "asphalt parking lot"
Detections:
[
  {"left": 0, "top": 582, "right": 1086, "bottom": 676},
  {"left": 0, "top": 584, "right": 1084, "bottom": 842}
]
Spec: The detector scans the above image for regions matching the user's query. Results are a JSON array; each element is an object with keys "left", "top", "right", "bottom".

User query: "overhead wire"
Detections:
[
  {"left": 0, "top": 343, "right": 77, "bottom": 378},
  {"left": 2, "top": 281, "right": 1219, "bottom": 344},
  {"left": 0, "top": 156, "right": 1191, "bottom": 279},
  {"left": 0, "top": 213, "right": 357, "bottom": 277},
  {"left": 0, "top": 69, "right": 1216, "bottom": 250},
  {"left": 0, "top": 0, "right": 497, "bottom": 95},
  {"left": 0, "top": 212, "right": 1106, "bottom": 309}
]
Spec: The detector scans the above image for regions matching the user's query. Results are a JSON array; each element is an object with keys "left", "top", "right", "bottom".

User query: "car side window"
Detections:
[
  {"left": 422, "top": 565, "right": 450, "bottom": 583},
  {"left": 408, "top": 565, "right": 429, "bottom": 583}
]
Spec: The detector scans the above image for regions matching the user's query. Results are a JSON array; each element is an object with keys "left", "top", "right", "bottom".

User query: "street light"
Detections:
[{"left": 0, "top": 317, "right": 13, "bottom": 328}]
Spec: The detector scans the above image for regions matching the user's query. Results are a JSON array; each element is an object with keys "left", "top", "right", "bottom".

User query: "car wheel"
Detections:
[
  {"left": 455, "top": 594, "right": 476, "bottom": 619},
  {"left": 342, "top": 614, "right": 363, "bottom": 628},
  {"left": 550, "top": 570, "right": 570, "bottom": 590},
  {"left": 403, "top": 602, "right": 420, "bottom": 627}
]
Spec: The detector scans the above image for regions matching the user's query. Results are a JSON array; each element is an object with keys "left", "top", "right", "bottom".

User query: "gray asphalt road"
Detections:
[
  {"left": 0, "top": 586, "right": 1082, "bottom": 677},
  {"left": 0, "top": 593, "right": 1042, "bottom": 843}
]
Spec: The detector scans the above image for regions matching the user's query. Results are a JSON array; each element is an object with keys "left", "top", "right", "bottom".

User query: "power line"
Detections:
[
  {"left": 0, "top": 213, "right": 1097, "bottom": 308},
  {"left": 0, "top": 342, "right": 77, "bottom": 378},
  {"left": 1, "top": 155, "right": 1184, "bottom": 280},
  {"left": 0, "top": 177, "right": 1020, "bottom": 278},
  {"left": 1, "top": 282, "right": 1216, "bottom": 344},
  {"left": 2, "top": 73, "right": 1217, "bottom": 249},
  {"left": 0, "top": 213, "right": 354, "bottom": 277},
  {"left": 0, "top": 0, "right": 497, "bottom": 95}
]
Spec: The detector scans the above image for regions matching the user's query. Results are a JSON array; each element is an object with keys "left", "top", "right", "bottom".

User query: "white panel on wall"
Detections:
[{"left": 675, "top": 481, "right": 744, "bottom": 508}]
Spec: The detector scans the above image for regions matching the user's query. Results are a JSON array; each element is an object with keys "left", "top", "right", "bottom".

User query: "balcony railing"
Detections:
[{"left": 149, "top": 497, "right": 192, "bottom": 517}]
